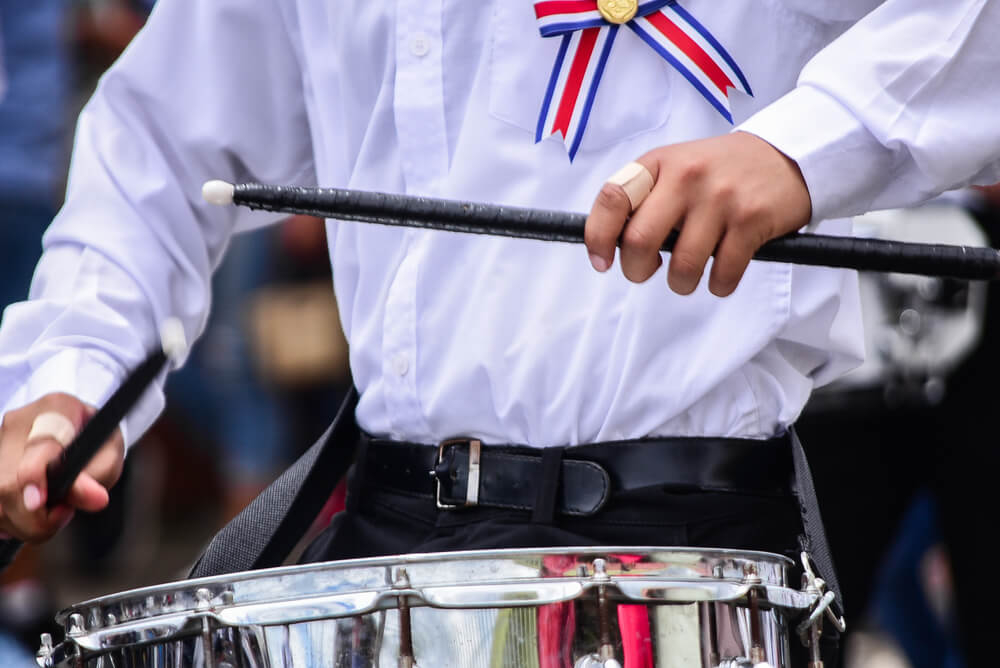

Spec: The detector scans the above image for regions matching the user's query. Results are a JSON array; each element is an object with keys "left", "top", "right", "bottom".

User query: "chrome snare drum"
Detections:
[{"left": 40, "top": 548, "right": 826, "bottom": 668}]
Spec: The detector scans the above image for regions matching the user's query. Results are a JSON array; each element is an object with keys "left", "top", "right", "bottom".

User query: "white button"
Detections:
[
  {"left": 392, "top": 353, "right": 410, "bottom": 376},
  {"left": 410, "top": 32, "right": 431, "bottom": 57}
]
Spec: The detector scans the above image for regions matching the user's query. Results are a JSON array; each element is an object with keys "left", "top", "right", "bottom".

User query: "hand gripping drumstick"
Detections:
[
  {"left": 0, "top": 320, "right": 187, "bottom": 572},
  {"left": 203, "top": 180, "right": 1000, "bottom": 280}
]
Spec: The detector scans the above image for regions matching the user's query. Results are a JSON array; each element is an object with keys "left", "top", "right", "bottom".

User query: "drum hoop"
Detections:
[
  {"left": 55, "top": 546, "right": 809, "bottom": 654},
  {"left": 63, "top": 545, "right": 794, "bottom": 614}
]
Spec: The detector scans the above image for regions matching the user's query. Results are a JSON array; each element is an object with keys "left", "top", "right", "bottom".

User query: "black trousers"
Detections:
[
  {"left": 300, "top": 459, "right": 835, "bottom": 666},
  {"left": 301, "top": 477, "right": 804, "bottom": 563}
]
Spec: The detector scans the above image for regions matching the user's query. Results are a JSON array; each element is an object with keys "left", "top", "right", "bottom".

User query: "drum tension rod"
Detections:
[
  {"left": 743, "top": 564, "right": 767, "bottom": 665},
  {"left": 589, "top": 559, "right": 622, "bottom": 668},
  {"left": 196, "top": 588, "right": 217, "bottom": 668},
  {"left": 394, "top": 568, "right": 416, "bottom": 668}
]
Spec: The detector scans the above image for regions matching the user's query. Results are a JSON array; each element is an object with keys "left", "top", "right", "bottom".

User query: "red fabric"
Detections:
[
  {"left": 551, "top": 27, "right": 599, "bottom": 137},
  {"left": 317, "top": 478, "right": 347, "bottom": 525},
  {"left": 618, "top": 605, "right": 653, "bottom": 668},
  {"left": 538, "top": 555, "right": 580, "bottom": 668},
  {"left": 646, "top": 11, "right": 734, "bottom": 93},
  {"left": 538, "top": 601, "right": 576, "bottom": 668},
  {"left": 534, "top": 0, "right": 599, "bottom": 19}
]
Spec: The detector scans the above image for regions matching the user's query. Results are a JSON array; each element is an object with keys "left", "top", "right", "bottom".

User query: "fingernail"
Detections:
[
  {"left": 589, "top": 253, "right": 611, "bottom": 272},
  {"left": 23, "top": 485, "right": 41, "bottom": 512}
]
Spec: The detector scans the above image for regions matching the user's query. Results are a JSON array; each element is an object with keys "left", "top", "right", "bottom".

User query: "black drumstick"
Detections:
[
  {"left": 0, "top": 319, "right": 186, "bottom": 571},
  {"left": 45, "top": 323, "right": 184, "bottom": 506},
  {"left": 203, "top": 180, "right": 1000, "bottom": 281}
]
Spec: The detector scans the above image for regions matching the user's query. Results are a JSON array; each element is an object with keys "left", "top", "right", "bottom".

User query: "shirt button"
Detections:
[
  {"left": 410, "top": 32, "right": 431, "bottom": 57},
  {"left": 392, "top": 353, "right": 410, "bottom": 377}
]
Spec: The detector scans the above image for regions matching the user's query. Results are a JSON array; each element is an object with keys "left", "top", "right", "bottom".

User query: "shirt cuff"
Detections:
[
  {"left": 736, "top": 85, "right": 898, "bottom": 224},
  {"left": 0, "top": 349, "right": 164, "bottom": 450}
]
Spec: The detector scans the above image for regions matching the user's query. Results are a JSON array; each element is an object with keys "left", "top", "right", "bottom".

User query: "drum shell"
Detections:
[{"left": 43, "top": 547, "right": 816, "bottom": 668}]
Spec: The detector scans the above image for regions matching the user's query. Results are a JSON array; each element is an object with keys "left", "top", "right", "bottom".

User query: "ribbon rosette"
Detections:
[{"left": 535, "top": 0, "right": 752, "bottom": 160}]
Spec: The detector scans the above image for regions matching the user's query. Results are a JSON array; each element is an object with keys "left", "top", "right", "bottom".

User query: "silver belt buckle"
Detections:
[{"left": 432, "top": 438, "right": 482, "bottom": 509}]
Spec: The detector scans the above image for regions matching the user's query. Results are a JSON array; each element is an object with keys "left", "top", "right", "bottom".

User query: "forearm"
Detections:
[
  {"left": 739, "top": 0, "right": 1000, "bottom": 222},
  {"left": 0, "top": 0, "right": 317, "bottom": 446}
]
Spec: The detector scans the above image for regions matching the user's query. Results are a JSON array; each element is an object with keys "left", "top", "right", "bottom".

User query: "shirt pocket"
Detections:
[{"left": 488, "top": 0, "right": 672, "bottom": 154}]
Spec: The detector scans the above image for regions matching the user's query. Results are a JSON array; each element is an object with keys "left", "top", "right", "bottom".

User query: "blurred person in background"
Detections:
[
  {"left": 0, "top": 0, "right": 70, "bottom": 314},
  {"left": 799, "top": 184, "right": 1000, "bottom": 667},
  {"left": 0, "top": 1, "right": 71, "bottom": 664}
]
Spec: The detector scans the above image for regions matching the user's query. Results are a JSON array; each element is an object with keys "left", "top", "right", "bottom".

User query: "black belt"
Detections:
[{"left": 362, "top": 434, "right": 794, "bottom": 517}]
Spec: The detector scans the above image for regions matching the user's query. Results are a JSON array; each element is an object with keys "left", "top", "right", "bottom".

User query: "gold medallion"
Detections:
[{"left": 597, "top": 0, "right": 638, "bottom": 24}]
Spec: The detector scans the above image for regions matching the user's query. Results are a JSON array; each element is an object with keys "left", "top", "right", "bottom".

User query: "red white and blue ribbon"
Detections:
[{"left": 535, "top": 0, "right": 752, "bottom": 160}]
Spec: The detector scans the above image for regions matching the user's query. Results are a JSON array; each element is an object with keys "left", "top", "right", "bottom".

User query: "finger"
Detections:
[
  {"left": 27, "top": 411, "right": 77, "bottom": 447},
  {"left": 666, "top": 205, "right": 725, "bottom": 295},
  {"left": 16, "top": 439, "right": 64, "bottom": 511},
  {"left": 618, "top": 176, "right": 686, "bottom": 284},
  {"left": 19, "top": 505, "right": 74, "bottom": 544},
  {"left": 585, "top": 159, "right": 658, "bottom": 272},
  {"left": 83, "top": 429, "right": 125, "bottom": 489},
  {"left": 708, "top": 230, "right": 757, "bottom": 297},
  {"left": 64, "top": 472, "right": 110, "bottom": 513}
]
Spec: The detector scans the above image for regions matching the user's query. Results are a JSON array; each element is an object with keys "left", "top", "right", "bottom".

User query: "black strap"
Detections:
[
  {"left": 530, "top": 447, "right": 564, "bottom": 524},
  {"left": 188, "top": 387, "right": 359, "bottom": 578},
  {"left": 790, "top": 427, "right": 843, "bottom": 613}
]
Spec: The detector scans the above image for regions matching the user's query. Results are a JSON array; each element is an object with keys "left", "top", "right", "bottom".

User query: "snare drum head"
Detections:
[{"left": 47, "top": 547, "right": 813, "bottom": 668}]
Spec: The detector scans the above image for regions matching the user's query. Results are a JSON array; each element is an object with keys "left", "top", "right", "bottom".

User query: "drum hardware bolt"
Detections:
[
  {"left": 68, "top": 613, "right": 85, "bottom": 636},
  {"left": 742, "top": 563, "right": 761, "bottom": 585},
  {"left": 717, "top": 659, "right": 754, "bottom": 668},
  {"left": 196, "top": 587, "right": 214, "bottom": 610},
  {"left": 746, "top": 585, "right": 767, "bottom": 665},
  {"left": 591, "top": 558, "right": 610, "bottom": 582},
  {"left": 797, "top": 553, "right": 846, "bottom": 636},
  {"left": 596, "top": 584, "right": 618, "bottom": 664},
  {"left": 797, "top": 553, "right": 846, "bottom": 668},
  {"left": 713, "top": 565, "right": 725, "bottom": 579},
  {"left": 220, "top": 590, "right": 235, "bottom": 606},
  {"left": 36, "top": 632, "right": 53, "bottom": 661},
  {"left": 105, "top": 613, "right": 117, "bottom": 627},
  {"left": 394, "top": 569, "right": 416, "bottom": 668},
  {"left": 201, "top": 616, "right": 217, "bottom": 668}
]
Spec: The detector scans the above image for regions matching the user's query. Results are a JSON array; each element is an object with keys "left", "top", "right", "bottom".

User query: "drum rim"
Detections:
[{"left": 58, "top": 546, "right": 794, "bottom": 619}]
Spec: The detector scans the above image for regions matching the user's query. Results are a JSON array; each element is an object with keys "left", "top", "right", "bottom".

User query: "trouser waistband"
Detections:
[{"left": 359, "top": 433, "right": 794, "bottom": 518}]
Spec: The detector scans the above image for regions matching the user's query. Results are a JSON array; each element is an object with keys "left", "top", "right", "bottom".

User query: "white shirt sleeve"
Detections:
[
  {"left": 738, "top": 0, "right": 1000, "bottom": 223},
  {"left": 0, "top": 0, "right": 316, "bottom": 446}
]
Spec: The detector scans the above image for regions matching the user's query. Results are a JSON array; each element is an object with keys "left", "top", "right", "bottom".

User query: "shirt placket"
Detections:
[
  {"left": 393, "top": 0, "right": 448, "bottom": 192},
  {"left": 380, "top": 0, "right": 448, "bottom": 438}
]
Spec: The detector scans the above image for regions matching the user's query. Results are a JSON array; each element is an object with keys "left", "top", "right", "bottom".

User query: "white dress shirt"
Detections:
[{"left": 0, "top": 0, "right": 998, "bottom": 448}]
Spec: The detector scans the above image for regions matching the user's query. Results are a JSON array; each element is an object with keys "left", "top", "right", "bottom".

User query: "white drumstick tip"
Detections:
[
  {"left": 159, "top": 317, "right": 187, "bottom": 360},
  {"left": 202, "top": 180, "right": 235, "bottom": 206}
]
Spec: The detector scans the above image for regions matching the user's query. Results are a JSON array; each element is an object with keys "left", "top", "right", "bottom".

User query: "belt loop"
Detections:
[
  {"left": 346, "top": 434, "right": 371, "bottom": 512},
  {"left": 531, "top": 447, "right": 564, "bottom": 524}
]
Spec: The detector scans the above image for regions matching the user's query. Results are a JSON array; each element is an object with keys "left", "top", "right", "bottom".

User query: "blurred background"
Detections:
[{"left": 0, "top": 2, "right": 996, "bottom": 667}]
